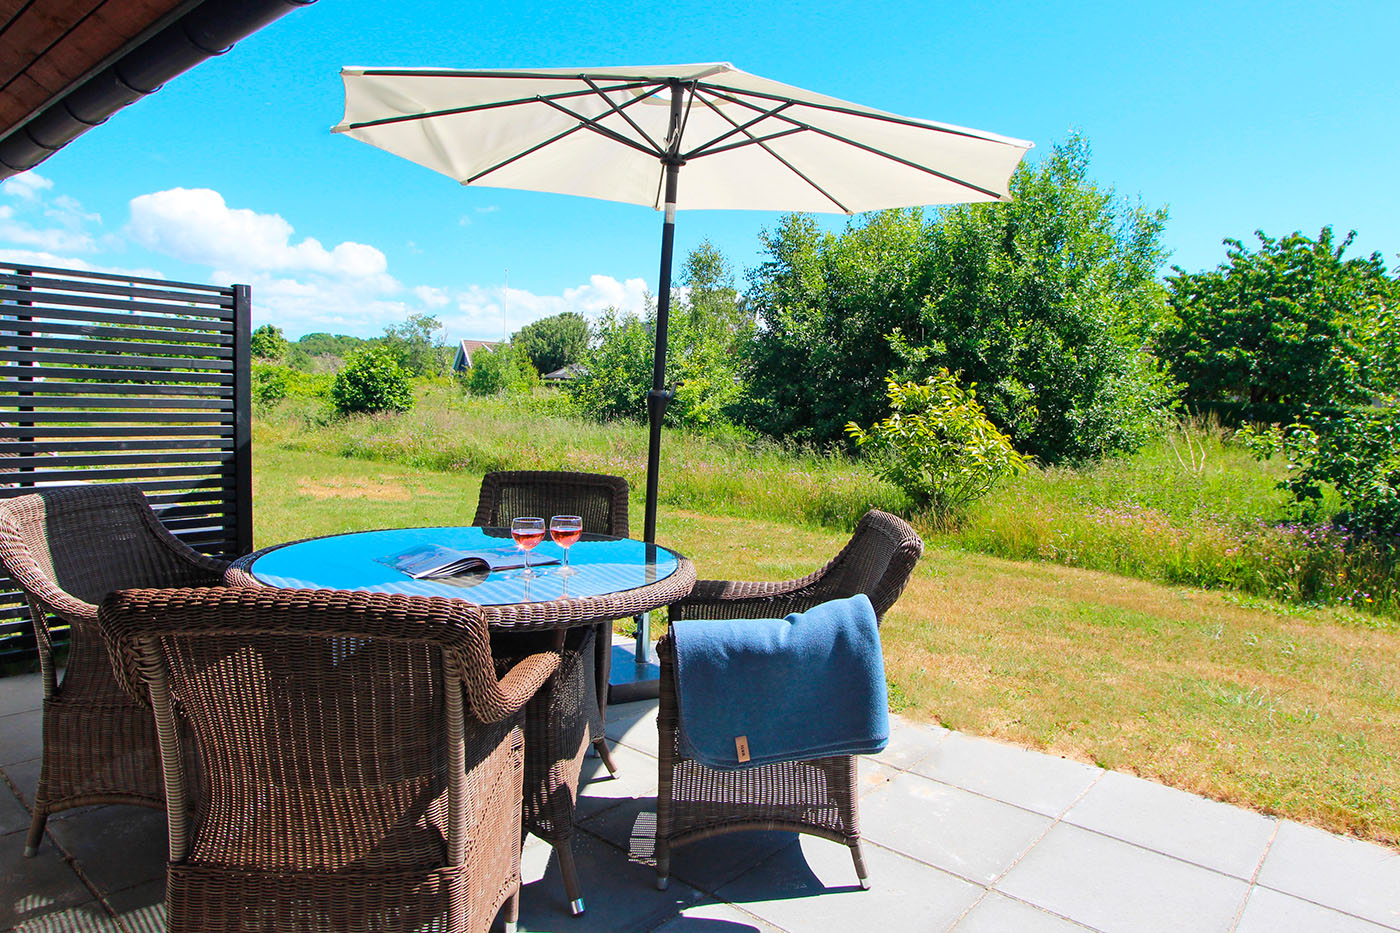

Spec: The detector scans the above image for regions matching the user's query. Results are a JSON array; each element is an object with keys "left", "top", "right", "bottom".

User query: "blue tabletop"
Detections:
[{"left": 250, "top": 526, "right": 682, "bottom": 606}]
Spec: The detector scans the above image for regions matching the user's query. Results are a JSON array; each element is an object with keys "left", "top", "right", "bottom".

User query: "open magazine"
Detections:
[{"left": 376, "top": 543, "right": 560, "bottom": 579}]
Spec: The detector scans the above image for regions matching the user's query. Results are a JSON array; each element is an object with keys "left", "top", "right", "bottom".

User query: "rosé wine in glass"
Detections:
[
  {"left": 550, "top": 515, "right": 583, "bottom": 576},
  {"left": 511, "top": 517, "right": 546, "bottom": 578}
]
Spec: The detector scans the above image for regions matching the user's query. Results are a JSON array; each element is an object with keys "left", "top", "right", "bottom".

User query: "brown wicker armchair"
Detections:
[
  {"left": 473, "top": 469, "right": 629, "bottom": 915},
  {"left": 0, "top": 483, "right": 231, "bottom": 857},
  {"left": 98, "top": 586, "right": 559, "bottom": 933},
  {"left": 655, "top": 509, "right": 924, "bottom": 890}
]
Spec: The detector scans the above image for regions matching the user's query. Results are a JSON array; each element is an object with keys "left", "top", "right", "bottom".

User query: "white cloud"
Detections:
[
  {"left": 444, "top": 275, "right": 650, "bottom": 339},
  {"left": 0, "top": 248, "right": 163, "bottom": 280},
  {"left": 0, "top": 176, "right": 99, "bottom": 253},
  {"left": 413, "top": 285, "right": 450, "bottom": 307},
  {"left": 1, "top": 171, "right": 53, "bottom": 201},
  {"left": 127, "top": 188, "right": 391, "bottom": 284}
]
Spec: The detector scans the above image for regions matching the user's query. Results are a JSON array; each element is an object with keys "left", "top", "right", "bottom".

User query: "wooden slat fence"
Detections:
[{"left": 0, "top": 262, "right": 251, "bottom": 663}]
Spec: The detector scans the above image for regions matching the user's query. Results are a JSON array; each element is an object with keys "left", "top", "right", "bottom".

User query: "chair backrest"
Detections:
[
  {"left": 818, "top": 510, "right": 924, "bottom": 619},
  {"left": 473, "top": 470, "right": 629, "bottom": 538},
  {"left": 98, "top": 586, "right": 508, "bottom": 872},
  {"left": 0, "top": 483, "right": 223, "bottom": 611}
]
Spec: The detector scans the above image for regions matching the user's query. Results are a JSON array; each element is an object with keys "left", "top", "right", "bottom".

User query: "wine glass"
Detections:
[
  {"left": 550, "top": 515, "right": 583, "bottom": 577},
  {"left": 511, "top": 516, "right": 546, "bottom": 578}
]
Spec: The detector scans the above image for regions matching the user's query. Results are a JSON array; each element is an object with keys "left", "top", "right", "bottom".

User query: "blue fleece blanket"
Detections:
[{"left": 671, "top": 593, "right": 889, "bottom": 770}]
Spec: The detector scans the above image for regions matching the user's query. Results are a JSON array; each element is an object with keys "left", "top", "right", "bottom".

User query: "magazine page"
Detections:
[{"left": 376, "top": 543, "right": 559, "bottom": 579}]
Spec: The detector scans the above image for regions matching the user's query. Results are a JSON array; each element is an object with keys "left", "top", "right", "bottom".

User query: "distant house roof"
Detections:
[
  {"left": 542, "top": 363, "right": 587, "bottom": 382},
  {"left": 452, "top": 339, "right": 503, "bottom": 371}
]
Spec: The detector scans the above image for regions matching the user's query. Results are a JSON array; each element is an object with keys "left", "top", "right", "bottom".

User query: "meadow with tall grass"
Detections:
[{"left": 258, "top": 387, "right": 1400, "bottom": 623}]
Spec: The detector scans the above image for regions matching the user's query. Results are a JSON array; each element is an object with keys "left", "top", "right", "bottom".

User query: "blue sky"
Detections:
[{"left": 1, "top": 0, "right": 1396, "bottom": 340}]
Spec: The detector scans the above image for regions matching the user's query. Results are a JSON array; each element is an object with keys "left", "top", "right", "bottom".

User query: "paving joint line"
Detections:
[{"left": 1227, "top": 820, "right": 1281, "bottom": 932}]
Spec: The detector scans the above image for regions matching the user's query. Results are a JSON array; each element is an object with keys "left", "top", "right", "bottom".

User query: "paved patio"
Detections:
[{"left": 2, "top": 662, "right": 1398, "bottom": 933}]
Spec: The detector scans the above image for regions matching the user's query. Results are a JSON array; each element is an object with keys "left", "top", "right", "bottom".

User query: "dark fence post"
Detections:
[{"left": 231, "top": 284, "right": 253, "bottom": 555}]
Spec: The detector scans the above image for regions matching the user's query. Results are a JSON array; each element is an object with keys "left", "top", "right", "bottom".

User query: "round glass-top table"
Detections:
[{"left": 230, "top": 526, "right": 695, "bottom": 631}]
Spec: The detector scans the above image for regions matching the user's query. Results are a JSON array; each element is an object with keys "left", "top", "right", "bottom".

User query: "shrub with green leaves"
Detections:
[
  {"left": 847, "top": 371, "right": 1030, "bottom": 522},
  {"left": 331, "top": 346, "right": 414, "bottom": 415},
  {"left": 1240, "top": 406, "right": 1400, "bottom": 542},
  {"left": 464, "top": 343, "right": 540, "bottom": 396}
]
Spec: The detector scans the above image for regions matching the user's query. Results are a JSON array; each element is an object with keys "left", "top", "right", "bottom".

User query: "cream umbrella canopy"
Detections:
[{"left": 333, "top": 62, "right": 1033, "bottom": 543}]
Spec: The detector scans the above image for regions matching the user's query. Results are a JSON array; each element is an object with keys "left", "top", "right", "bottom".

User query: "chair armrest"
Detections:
[
  {"left": 463, "top": 649, "right": 561, "bottom": 723},
  {"left": 668, "top": 575, "right": 831, "bottom": 622}
]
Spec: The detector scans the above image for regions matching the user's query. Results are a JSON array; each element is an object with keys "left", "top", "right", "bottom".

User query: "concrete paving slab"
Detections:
[
  {"left": 910, "top": 730, "right": 1102, "bottom": 817},
  {"left": 859, "top": 771, "right": 1052, "bottom": 884},
  {"left": 576, "top": 740, "right": 659, "bottom": 822},
  {"left": 1235, "top": 886, "right": 1396, "bottom": 933},
  {"left": 0, "top": 828, "right": 95, "bottom": 929},
  {"left": 606, "top": 701, "right": 660, "bottom": 758},
  {"left": 517, "top": 828, "right": 704, "bottom": 932},
  {"left": 102, "top": 877, "right": 165, "bottom": 933},
  {"left": 0, "top": 757, "right": 38, "bottom": 809},
  {"left": 1062, "top": 769, "right": 1277, "bottom": 879},
  {"left": 952, "top": 892, "right": 1096, "bottom": 932},
  {"left": 580, "top": 793, "right": 794, "bottom": 895},
  {"left": 8, "top": 899, "right": 122, "bottom": 932},
  {"left": 997, "top": 822, "right": 1249, "bottom": 933},
  {"left": 0, "top": 672, "right": 41, "bottom": 719},
  {"left": 0, "top": 710, "right": 41, "bottom": 768},
  {"left": 0, "top": 779, "right": 31, "bottom": 837},
  {"left": 648, "top": 897, "right": 785, "bottom": 932},
  {"left": 1256, "top": 820, "right": 1400, "bottom": 930},
  {"left": 869, "top": 719, "right": 948, "bottom": 772},
  {"left": 45, "top": 805, "right": 167, "bottom": 896},
  {"left": 715, "top": 834, "right": 982, "bottom": 933}
]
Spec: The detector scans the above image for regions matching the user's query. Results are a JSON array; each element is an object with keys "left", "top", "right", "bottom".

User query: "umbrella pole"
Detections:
[{"left": 643, "top": 161, "right": 680, "bottom": 546}]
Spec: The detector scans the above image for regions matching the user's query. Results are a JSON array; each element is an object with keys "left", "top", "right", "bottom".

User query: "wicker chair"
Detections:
[
  {"left": 0, "top": 483, "right": 231, "bottom": 857},
  {"left": 473, "top": 469, "right": 629, "bottom": 915},
  {"left": 98, "top": 586, "right": 559, "bottom": 933},
  {"left": 655, "top": 509, "right": 924, "bottom": 890}
]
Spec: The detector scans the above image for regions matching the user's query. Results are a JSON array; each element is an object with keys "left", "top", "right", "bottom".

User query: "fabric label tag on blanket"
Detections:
[{"left": 735, "top": 735, "right": 751, "bottom": 763}]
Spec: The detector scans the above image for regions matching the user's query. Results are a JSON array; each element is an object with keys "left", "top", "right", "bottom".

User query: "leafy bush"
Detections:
[
  {"left": 250, "top": 324, "right": 287, "bottom": 360},
  {"left": 570, "top": 242, "right": 750, "bottom": 429},
  {"left": 252, "top": 362, "right": 288, "bottom": 404},
  {"left": 464, "top": 343, "right": 539, "bottom": 396},
  {"left": 744, "top": 134, "right": 1178, "bottom": 462},
  {"left": 382, "top": 313, "right": 450, "bottom": 378},
  {"left": 1240, "top": 406, "right": 1400, "bottom": 542},
  {"left": 330, "top": 346, "right": 414, "bottom": 415},
  {"left": 514, "top": 311, "right": 589, "bottom": 375},
  {"left": 846, "top": 371, "right": 1029, "bottom": 522},
  {"left": 1161, "top": 228, "right": 1397, "bottom": 418}
]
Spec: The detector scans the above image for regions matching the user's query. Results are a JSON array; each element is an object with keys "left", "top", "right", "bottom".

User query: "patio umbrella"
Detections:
[{"left": 333, "top": 62, "right": 1033, "bottom": 543}]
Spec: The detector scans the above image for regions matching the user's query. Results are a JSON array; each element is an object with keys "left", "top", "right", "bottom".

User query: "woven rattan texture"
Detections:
[
  {"left": 656, "top": 509, "right": 925, "bottom": 883},
  {"left": 475, "top": 470, "right": 632, "bottom": 912},
  {"left": 99, "top": 586, "right": 558, "bottom": 933},
  {"left": 0, "top": 484, "right": 231, "bottom": 854}
]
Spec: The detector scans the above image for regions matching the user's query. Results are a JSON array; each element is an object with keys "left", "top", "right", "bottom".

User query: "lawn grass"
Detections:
[{"left": 253, "top": 435, "right": 1400, "bottom": 847}]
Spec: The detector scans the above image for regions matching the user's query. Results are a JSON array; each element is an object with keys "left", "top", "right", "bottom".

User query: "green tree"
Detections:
[
  {"left": 250, "top": 324, "right": 287, "bottom": 360},
  {"left": 382, "top": 313, "right": 449, "bottom": 378},
  {"left": 464, "top": 343, "right": 540, "bottom": 396},
  {"left": 1160, "top": 228, "right": 1397, "bottom": 418},
  {"left": 295, "top": 332, "right": 368, "bottom": 360},
  {"left": 743, "top": 134, "right": 1177, "bottom": 462},
  {"left": 513, "top": 311, "right": 589, "bottom": 375},
  {"left": 569, "top": 242, "right": 751, "bottom": 429},
  {"left": 330, "top": 346, "right": 414, "bottom": 415}
]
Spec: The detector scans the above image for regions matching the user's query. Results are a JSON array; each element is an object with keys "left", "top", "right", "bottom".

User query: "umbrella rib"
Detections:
[
  {"left": 699, "top": 86, "right": 1006, "bottom": 200},
  {"left": 343, "top": 81, "right": 654, "bottom": 131},
  {"left": 691, "top": 89, "right": 850, "bottom": 213},
  {"left": 695, "top": 80, "right": 1022, "bottom": 145},
  {"left": 534, "top": 96, "right": 664, "bottom": 158},
  {"left": 681, "top": 100, "right": 795, "bottom": 160},
  {"left": 464, "top": 123, "right": 588, "bottom": 183},
  {"left": 584, "top": 77, "right": 664, "bottom": 154},
  {"left": 687, "top": 125, "right": 805, "bottom": 159}
]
